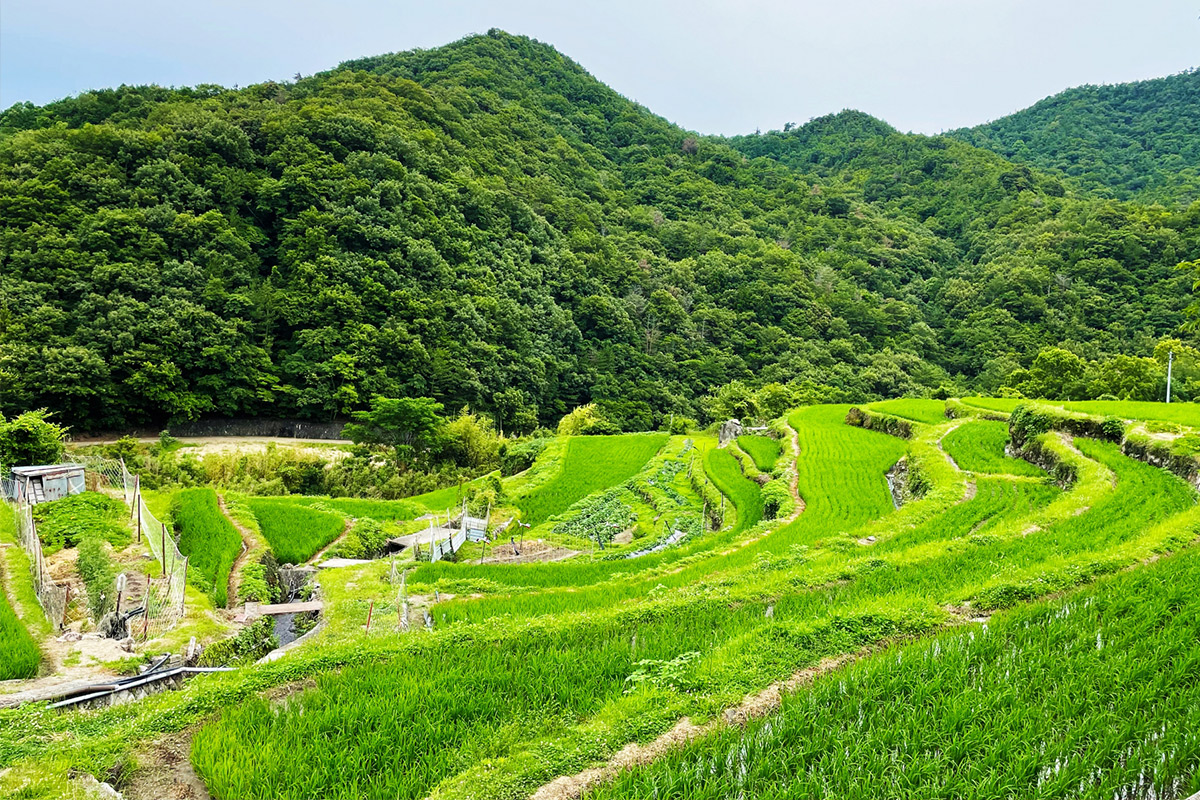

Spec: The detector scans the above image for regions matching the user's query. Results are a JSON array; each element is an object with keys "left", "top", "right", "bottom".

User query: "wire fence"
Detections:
[
  {"left": 1, "top": 479, "right": 68, "bottom": 629},
  {"left": 74, "top": 455, "right": 189, "bottom": 638},
  {"left": 2, "top": 456, "right": 189, "bottom": 639}
]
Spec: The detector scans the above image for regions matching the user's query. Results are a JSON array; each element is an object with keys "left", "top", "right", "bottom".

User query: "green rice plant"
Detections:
[
  {"left": 171, "top": 488, "right": 242, "bottom": 608},
  {"left": 0, "top": 507, "right": 40, "bottom": 680},
  {"left": 0, "top": 589, "right": 39, "bottom": 680},
  {"left": 866, "top": 398, "right": 948, "bottom": 425},
  {"left": 31, "top": 492, "right": 130, "bottom": 554},
  {"left": 284, "top": 495, "right": 421, "bottom": 521},
  {"left": 941, "top": 419, "right": 1046, "bottom": 476},
  {"left": 516, "top": 434, "right": 668, "bottom": 525},
  {"left": 736, "top": 436, "right": 779, "bottom": 471},
  {"left": 592, "top": 542, "right": 1200, "bottom": 800},
  {"left": 960, "top": 396, "right": 1023, "bottom": 414},
  {"left": 246, "top": 499, "right": 345, "bottom": 565},
  {"left": 704, "top": 448, "right": 762, "bottom": 534}
]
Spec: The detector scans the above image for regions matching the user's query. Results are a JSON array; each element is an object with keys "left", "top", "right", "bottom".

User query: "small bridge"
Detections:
[{"left": 240, "top": 600, "right": 323, "bottom": 621}]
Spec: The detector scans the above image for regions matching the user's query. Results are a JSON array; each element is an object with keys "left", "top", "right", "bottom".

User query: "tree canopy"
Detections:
[{"left": 1, "top": 30, "right": 1198, "bottom": 433}]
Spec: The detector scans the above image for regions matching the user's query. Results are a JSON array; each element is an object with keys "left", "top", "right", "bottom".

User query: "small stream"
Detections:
[{"left": 271, "top": 585, "right": 316, "bottom": 647}]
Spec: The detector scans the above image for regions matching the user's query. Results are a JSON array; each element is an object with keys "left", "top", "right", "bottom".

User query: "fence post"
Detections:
[
  {"left": 142, "top": 574, "right": 152, "bottom": 640},
  {"left": 160, "top": 523, "right": 168, "bottom": 576},
  {"left": 135, "top": 476, "right": 142, "bottom": 542},
  {"left": 365, "top": 599, "right": 374, "bottom": 632},
  {"left": 180, "top": 557, "right": 188, "bottom": 615}
]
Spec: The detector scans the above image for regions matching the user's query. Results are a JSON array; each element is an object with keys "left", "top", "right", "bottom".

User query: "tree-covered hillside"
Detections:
[
  {"left": 1, "top": 30, "right": 1198, "bottom": 432},
  {"left": 950, "top": 69, "right": 1200, "bottom": 205}
]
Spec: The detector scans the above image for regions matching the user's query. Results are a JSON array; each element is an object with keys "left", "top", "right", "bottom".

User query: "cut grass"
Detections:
[
  {"left": 246, "top": 499, "right": 345, "bottom": 565},
  {"left": 171, "top": 488, "right": 242, "bottom": 608},
  {"left": 736, "top": 436, "right": 780, "bottom": 471},
  {"left": 941, "top": 419, "right": 1046, "bottom": 476},
  {"left": 516, "top": 434, "right": 668, "bottom": 525}
]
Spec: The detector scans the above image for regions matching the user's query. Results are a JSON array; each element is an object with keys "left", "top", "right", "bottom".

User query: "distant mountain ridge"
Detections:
[
  {"left": 0, "top": 30, "right": 1197, "bottom": 432},
  {"left": 949, "top": 69, "right": 1200, "bottom": 205}
]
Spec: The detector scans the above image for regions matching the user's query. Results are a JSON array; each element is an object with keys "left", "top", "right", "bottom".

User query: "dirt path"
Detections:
[
  {"left": 530, "top": 651, "right": 860, "bottom": 800},
  {"left": 217, "top": 494, "right": 255, "bottom": 608},
  {"left": 937, "top": 421, "right": 964, "bottom": 472},
  {"left": 784, "top": 420, "right": 805, "bottom": 521},
  {"left": 307, "top": 518, "right": 353, "bottom": 566}
]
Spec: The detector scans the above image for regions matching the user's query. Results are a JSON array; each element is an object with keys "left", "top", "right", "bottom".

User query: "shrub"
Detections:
[
  {"left": 499, "top": 438, "right": 547, "bottom": 477},
  {"left": 197, "top": 617, "right": 278, "bottom": 667},
  {"left": 333, "top": 519, "right": 390, "bottom": 560},
  {"left": 76, "top": 535, "right": 118, "bottom": 620}
]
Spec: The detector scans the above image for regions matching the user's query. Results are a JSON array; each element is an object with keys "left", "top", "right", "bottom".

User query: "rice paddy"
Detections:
[
  {"left": 246, "top": 499, "right": 346, "bottom": 564},
  {"left": 171, "top": 488, "right": 243, "bottom": 608},
  {"left": 941, "top": 419, "right": 1046, "bottom": 475},
  {"left": 3, "top": 400, "right": 1199, "bottom": 800},
  {"left": 515, "top": 433, "right": 668, "bottom": 525},
  {"left": 736, "top": 435, "right": 780, "bottom": 471}
]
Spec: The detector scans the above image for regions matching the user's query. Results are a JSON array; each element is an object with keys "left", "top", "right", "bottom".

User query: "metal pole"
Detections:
[
  {"left": 161, "top": 523, "right": 168, "bottom": 576},
  {"left": 1167, "top": 350, "right": 1174, "bottom": 404},
  {"left": 180, "top": 557, "right": 188, "bottom": 615},
  {"left": 135, "top": 476, "right": 142, "bottom": 542}
]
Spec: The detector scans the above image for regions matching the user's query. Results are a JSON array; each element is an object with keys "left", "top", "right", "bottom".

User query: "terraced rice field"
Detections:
[
  {"left": 867, "top": 397, "right": 949, "bottom": 424},
  {"left": 516, "top": 433, "right": 668, "bottom": 525},
  {"left": 171, "top": 488, "right": 243, "bottom": 607},
  {"left": 246, "top": 499, "right": 345, "bottom": 564},
  {"left": 736, "top": 435, "right": 779, "bottom": 470},
  {"left": 941, "top": 419, "right": 1046, "bottom": 476},
  {"left": 3, "top": 402, "right": 1199, "bottom": 800},
  {"left": 593, "top": 542, "right": 1200, "bottom": 800}
]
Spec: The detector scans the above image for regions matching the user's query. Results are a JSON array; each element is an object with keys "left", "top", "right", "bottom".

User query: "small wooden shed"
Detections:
[{"left": 8, "top": 464, "right": 86, "bottom": 505}]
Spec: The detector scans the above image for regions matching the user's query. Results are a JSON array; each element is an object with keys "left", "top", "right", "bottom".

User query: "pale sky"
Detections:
[{"left": 1, "top": 0, "right": 1197, "bottom": 135}]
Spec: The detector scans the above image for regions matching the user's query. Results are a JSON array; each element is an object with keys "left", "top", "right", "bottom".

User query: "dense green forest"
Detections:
[
  {"left": 950, "top": 69, "right": 1200, "bottom": 205},
  {"left": 1, "top": 30, "right": 1198, "bottom": 432}
]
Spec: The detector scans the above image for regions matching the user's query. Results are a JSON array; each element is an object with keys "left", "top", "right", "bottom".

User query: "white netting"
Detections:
[{"left": 60, "top": 456, "right": 189, "bottom": 638}]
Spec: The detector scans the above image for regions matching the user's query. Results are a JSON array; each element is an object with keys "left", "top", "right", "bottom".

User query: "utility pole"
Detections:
[{"left": 1167, "top": 349, "right": 1174, "bottom": 404}]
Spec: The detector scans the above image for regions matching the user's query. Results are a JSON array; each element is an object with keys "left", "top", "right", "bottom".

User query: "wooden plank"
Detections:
[{"left": 255, "top": 601, "right": 324, "bottom": 616}]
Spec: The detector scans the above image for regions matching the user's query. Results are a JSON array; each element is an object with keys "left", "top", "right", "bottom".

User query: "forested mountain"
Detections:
[
  {"left": 950, "top": 69, "right": 1200, "bottom": 205},
  {"left": 1, "top": 30, "right": 1198, "bottom": 432}
]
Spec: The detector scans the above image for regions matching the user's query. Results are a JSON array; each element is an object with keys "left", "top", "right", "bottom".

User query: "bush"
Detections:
[
  {"left": 197, "top": 617, "right": 278, "bottom": 667},
  {"left": 0, "top": 410, "right": 67, "bottom": 469},
  {"left": 333, "top": 519, "right": 390, "bottom": 560},
  {"left": 499, "top": 438, "right": 547, "bottom": 476},
  {"left": 557, "top": 403, "right": 619, "bottom": 436},
  {"left": 76, "top": 535, "right": 118, "bottom": 620},
  {"left": 1100, "top": 416, "right": 1126, "bottom": 441}
]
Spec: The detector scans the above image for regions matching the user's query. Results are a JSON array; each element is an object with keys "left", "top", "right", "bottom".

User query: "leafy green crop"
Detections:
[{"left": 31, "top": 492, "right": 129, "bottom": 554}]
